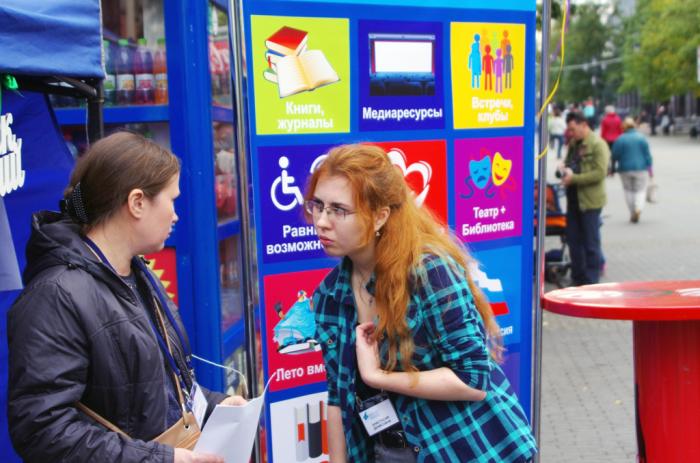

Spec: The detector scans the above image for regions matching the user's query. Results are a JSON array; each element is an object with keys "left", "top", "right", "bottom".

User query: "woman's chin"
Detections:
[{"left": 139, "top": 242, "right": 165, "bottom": 256}]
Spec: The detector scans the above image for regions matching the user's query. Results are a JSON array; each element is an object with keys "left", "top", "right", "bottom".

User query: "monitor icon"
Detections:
[{"left": 368, "top": 33, "right": 435, "bottom": 96}]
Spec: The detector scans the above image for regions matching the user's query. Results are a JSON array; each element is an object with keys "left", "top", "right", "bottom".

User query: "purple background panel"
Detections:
[
  {"left": 257, "top": 144, "right": 336, "bottom": 264},
  {"left": 358, "top": 20, "right": 445, "bottom": 132},
  {"left": 454, "top": 136, "right": 523, "bottom": 242}
]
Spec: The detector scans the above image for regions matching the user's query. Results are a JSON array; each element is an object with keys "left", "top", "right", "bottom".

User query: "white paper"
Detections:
[
  {"left": 194, "top": 394, "right": 265, "bottom": 463},
  {"left": 191, "top": 383, "right": 208, "bottom": 430},
  {"left": 194, "top": 373, "right": 276, "bottom": 463}
]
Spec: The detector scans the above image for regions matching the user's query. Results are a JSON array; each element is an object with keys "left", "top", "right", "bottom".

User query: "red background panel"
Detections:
[
  {"left": 368, "top": 140, "right": 448, "bottom": 224},
  {"left": 264, "top": 268, "right": 332, "bottom": 392}
]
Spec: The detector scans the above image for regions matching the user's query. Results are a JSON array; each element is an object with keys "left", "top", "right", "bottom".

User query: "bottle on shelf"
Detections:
[
  {"left": 220, "top": 50, "right": 231, "bottom": 99},
  {"left": 103, "top": 40, "right": 117, "bottom": 106},
  {"left": 153, "top": 37, "right": 168, "bottom": 105},
  {"left": 115, "top": 38, "right": 135, "bottom": 105},
  {"left": 134, "top": 38, "right": 155, "bottom": 105},
  {"left": 209, "top": 39, "right": 222, "bottom": 98}
]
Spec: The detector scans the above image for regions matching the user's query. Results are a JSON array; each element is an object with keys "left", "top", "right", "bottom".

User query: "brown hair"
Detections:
[
  {"left": 63, "top": 131, "right": 180, "bottom": 230},
  {"left": 305, "top": 144, "right": 503, "bottom": 374},
  {"left": 622, "top": 117, "right": 636, "bottom": 131}
]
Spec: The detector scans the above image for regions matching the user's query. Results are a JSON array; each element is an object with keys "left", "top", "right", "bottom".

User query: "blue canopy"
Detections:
[{"left": 0, "top": 0, "right": 103, "bottom": 78}]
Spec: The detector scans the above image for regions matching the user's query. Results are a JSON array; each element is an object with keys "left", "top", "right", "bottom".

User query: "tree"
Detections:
[
  {"left": 621, "top": 0, "right": 700, "bottom": 102},
  {"left": 552, "top": 3, "right": 623, "bottom": 105}
]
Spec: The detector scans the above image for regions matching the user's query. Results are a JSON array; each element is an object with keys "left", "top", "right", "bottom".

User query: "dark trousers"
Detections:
[
  {"left": 566, "top": 201, "right": 602, "bottom": 285},
  {"left": 374, "top": 443, "right": 417, "bottom": 462}
]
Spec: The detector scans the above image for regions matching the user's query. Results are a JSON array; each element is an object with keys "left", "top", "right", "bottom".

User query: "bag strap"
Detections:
[
  {"left": 75, "top": 401, "right": 129, "bottom": 437},
  {"left": 152, "top": 300, "right": 195, "bottom": 428}
]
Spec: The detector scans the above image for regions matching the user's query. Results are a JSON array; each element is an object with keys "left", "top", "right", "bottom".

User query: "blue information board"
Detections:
[
  {"left": 0, "top": 90, "right": 75, "bottom": 462},
  {"left": 239, "top": 1, "right": 536, "bottom": 461}
]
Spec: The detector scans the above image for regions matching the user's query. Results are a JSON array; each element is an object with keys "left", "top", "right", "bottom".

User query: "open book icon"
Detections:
[{"left": 272, "top": 50, "right": 339, "bottom": 98}]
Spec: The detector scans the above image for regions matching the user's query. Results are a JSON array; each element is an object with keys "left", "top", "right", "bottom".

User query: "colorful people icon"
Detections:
[
  {"left": 494, "top": 49, "right": 504, "bottom": 93},
  {"left": 500, "top": 30, "right": 511, "bottom": 58},
  {"left": 482, "top": 44, "right": 494, "bottom": 91},
  {"left": 468, "top": 34, "right": 482, "bottom": 88},
  {"left": 504, "top": 44, "right": 514, "bottom": 90}
]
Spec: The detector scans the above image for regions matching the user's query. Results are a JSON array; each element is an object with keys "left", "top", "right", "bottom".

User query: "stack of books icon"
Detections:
[{"left": 263, "top": 26, "right": 340, "bottom": 98}]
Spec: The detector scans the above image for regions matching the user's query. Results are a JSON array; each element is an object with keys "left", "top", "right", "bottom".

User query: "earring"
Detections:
[{"left": 375, "top": 230, "right": 381, "bottom": 237}]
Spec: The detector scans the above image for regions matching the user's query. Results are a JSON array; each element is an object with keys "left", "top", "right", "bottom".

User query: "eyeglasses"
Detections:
[{"left": 304, "top": 199, "right": 356, "bottom": 221}]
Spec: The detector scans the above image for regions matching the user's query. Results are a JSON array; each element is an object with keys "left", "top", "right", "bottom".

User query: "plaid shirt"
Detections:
[{"left": 313, "top": 255, "right": 537, "bottom": 462}]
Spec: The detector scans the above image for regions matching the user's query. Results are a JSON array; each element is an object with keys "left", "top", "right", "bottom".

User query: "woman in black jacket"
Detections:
[{"left": 7, "top": 131, "right": 244, "bottom": 462}]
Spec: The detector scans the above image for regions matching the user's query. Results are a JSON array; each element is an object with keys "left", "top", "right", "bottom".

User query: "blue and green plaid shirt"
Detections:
[{"left": 313, "top": 255, "right": 537, "bottom": 462}]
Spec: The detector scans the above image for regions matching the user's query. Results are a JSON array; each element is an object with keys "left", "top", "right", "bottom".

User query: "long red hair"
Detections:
[{"left": 305, "top": 144, "right": 503, "bottom": 372}]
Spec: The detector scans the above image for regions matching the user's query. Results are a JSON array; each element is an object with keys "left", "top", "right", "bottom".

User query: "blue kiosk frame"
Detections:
[
  {"left": 52, "top": 0, "right": 249, "bottom": 394},
  {"left": 2, "top": 1, "right": 250, "bottom": 460}
]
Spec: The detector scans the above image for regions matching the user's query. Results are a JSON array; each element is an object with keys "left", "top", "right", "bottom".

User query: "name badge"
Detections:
[
  {"left": 357, "top": 392, "right": 400, "bottom": 437},
  {"left": 189, "top": 382, "right": 208, "bottom": 429}
]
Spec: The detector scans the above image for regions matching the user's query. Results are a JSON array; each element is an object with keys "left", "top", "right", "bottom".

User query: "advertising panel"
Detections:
[
  {"left": 0, "top": 90, "right": 75, "bottom": 462},
  {"left": 257, "top": 144, "right": 334, "bottom": 264},
  {"left": 451, "top": 22, "right": 526, "bottom": 129},
  {"left": 250, "top": 15, "right": 350, "bottom": 135},
  {"left": 240, "top": 2, "right": 535, "bottom": 461},
  {"left": 454, "top": 136, "right": 523, "bottom": 242},
  {"left": 358, "top": 20, "right": 445, "bottom": 131},
  {"left": 270, "top": 392, "right": 329, "bottom": 463},
  {"left": 472, "top": 245, "right": 523, "bottom": 346},
  {"left": 263, "top": 269, "right": 331, "bottom": 392},
  {"left": 368, "top": 139, "right": 447, "bottom": 222}
]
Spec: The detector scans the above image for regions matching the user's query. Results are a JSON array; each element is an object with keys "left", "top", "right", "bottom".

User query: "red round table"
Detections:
[{"left": 542, "top": 280, "right": 700, "bottom": 463}]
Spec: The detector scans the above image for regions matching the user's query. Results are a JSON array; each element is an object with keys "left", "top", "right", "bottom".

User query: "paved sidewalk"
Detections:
[{"left": 537, "top": 134, "right": 700, "bottom": 462}]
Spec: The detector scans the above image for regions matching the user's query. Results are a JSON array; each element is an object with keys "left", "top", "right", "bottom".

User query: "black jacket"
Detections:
[{"left": 7, "top": 211, "right": 227, "bottom": 462}]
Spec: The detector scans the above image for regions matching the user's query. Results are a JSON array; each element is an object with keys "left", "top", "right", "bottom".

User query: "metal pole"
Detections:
[
  {"left": 532, "top": 0, "right": 552, "bottom": 460},
  {"left": 228, "top": 2, "right": 261, "bottom": 462},
  {"left": 86, "top": 79, "right": 104, "bottom": 142}
]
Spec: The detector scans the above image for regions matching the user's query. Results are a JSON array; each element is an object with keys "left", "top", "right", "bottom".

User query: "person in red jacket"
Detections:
[{"left": 600, "top": 105, "right": 623, "bottom": 150}]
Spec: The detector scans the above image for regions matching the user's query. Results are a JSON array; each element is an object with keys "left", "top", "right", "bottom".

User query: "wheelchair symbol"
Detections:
[{"left": 271, "top": 156, "right": 304, "bottom": 211}]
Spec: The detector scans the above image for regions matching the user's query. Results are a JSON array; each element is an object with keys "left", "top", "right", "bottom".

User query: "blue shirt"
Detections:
[
  {"left": 313, "top": 255, "right": 537, "bottom": 462},
  {"left": 611, "top": 129, "right": 652, "bottom": 173}
]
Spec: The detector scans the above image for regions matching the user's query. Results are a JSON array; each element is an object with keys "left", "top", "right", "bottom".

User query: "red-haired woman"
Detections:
[{"left": 305, "top": 144, "right": 536, "bottom": 462}]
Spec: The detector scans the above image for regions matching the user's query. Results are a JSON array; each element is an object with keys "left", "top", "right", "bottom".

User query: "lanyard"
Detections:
[{"left": 81, "top": 236, "right": 193, "bottom": 389}]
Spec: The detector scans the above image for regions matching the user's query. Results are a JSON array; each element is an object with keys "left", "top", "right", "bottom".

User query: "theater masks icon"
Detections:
[
  {"left": 491, "top": 152, "right": 512, "bottom": 186},
  {"left": 387, "top": 148, "right": 432, "bottom": 206}
]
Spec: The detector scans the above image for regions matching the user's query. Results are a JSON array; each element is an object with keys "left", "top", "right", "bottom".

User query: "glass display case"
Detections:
[
  {"left": 209, "top": 3, "right": 233, "bottom": 108},
  {"left": 53, "top": 0, "right": 248, "bottom": 392},
  {"left": 220, "top": 236, "right": 243, "bottom": 332},
  {"left": 55, "top": 0, "right": 168, "bottom": 109},
  {"left": 224, "top": 347, "right": 248, "bottom": 396},
  {"left": 213, "top": 122, "right": 239, "bottom": 221}
]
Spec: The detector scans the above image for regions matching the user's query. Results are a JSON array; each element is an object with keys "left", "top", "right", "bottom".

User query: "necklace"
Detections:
[
  {"left": 123, "top": 275, "right": 138, "bottom": 293},
  {"left": 353, "top": 270, "right": 375, "bottom": 307}
]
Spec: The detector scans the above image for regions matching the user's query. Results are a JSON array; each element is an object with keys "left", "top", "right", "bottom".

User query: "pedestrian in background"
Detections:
[
  {"left": 560, "top": 112, "right": 610, "bottom": 286},
  {"left": 7, "top": 132, "right": 245, "bottom": 462},
  {"left": 600, "top": 105, "right": 623, "bottom": 150},
  {"left": 583, "top": 97, "right": 596, "bottom": 129},
  {"left": 548, "top": 106, "right": 566, "bottom": 159},
  {"left": 611, "top": 117, "right": 653, "bottom": 223},
  {"left": 306, "top": 144, "right": 537, "bottom": 462}
]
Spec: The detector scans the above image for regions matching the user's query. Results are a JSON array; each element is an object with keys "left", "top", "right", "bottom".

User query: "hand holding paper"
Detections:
[{"left": 194, "top": 374, "right": 275, "bottom": 463}]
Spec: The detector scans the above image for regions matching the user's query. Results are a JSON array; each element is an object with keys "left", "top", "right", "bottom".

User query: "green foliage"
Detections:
[
  {"left": 542, "top": 0, "right": 700, "bottom": 106},
  {"left": 550, "top": 3, "right": 623, "bottom": 105},
  {"left": 536, "top": 1, "right": 568, "bottom": 31},
  {"left": 621, "top": 0, "right": 700, "bottom": 101}
]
